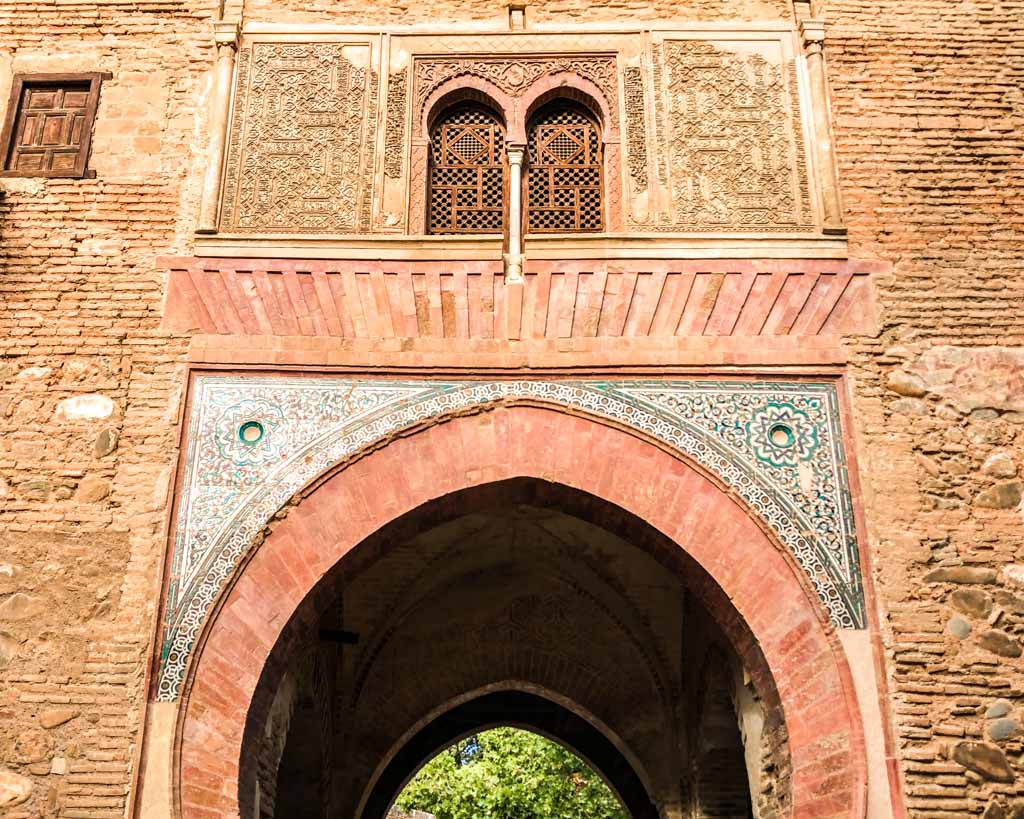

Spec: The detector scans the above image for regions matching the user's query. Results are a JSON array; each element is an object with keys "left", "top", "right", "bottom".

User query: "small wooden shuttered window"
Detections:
[
  {"left": 428, "top": 104, "right": 507, "bottom": 234},
  {"left": 0, "top": 73, "right": 108, "bottom": 178},
  {"left": 526, "top": 102, "right": 604, "bottom": 233}
]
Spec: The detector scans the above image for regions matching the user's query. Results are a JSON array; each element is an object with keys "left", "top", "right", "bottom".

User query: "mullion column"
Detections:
[{"left": 801, "top": 19, "right": 845, "bottom": 234}]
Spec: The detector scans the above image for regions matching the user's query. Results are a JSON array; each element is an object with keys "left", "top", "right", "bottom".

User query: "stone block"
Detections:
[
  {"left": 0, "top": 770, "right": 32, "bottom": 809},
  {"left": 978, "top": 629, "right": 1023, "bottom": 658},
  {"left": 0, "top": 633, "right": 17, "bottom": 666},
  {"left": 39, "top": 709, "right": 78, "bottom": 729},
  {"left": 925, "top": 567, "right": 998, "bottom": 585},
  {"left": 54, "top": 394, "right": 115, "bottom": 422},
  {"left": 986, "top": 699, "right": 1013, "bottom": 719},
  {"left": 887, "top": 369, "right": 927, "bottom": 397},
  {"left": 907, "top": 347, "right": 1024, "bottom": 413},
  {"left": 76, "top": 477, "right": 111, "bottom": 503},
  {"left": 950, "top": 589, "right": 993, "bottom": 618},
  {"left": 94, "top": 428, "right": 119, "bottom": 458},
  {"left": 953, "top": 741, "right": 1016, "bottom": 782},
  {"left": 983, "top": 453, "right": 1018, "bottom": 478},
  {"left": 1002, "top": 566, "right": 1024, "bottom": 590},
  {"left": 989, "top": 718, "right": 1020, "bottom": 742},
  {"left": 976, "top": 481, "right": 1023, "bottom": 509},
  {"left": 891, "top": 397, "right": 930, "bottom": 415},
  {"left": 948, "top": 615, "right": 971, "bottom": 639},
  {"left": 0, "top": 593, "right": 45, "bottom": 622}
]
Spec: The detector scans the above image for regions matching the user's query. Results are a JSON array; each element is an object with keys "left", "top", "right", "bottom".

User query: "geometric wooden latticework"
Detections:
[
  {"left": 0, "top": 74, "right": 105, "bottom": 178},
  {"left": 527, "top": 102, "right": 604, "bottom": 233},
  {"left": 428, "top": 104, "right": 507, "bottom": 234}
]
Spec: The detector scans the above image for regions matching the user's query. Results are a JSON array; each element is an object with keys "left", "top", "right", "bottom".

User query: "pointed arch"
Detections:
[
  {"left": 360, "top": 689, "right": 658, "bottom": 819},
  {"left": 176, "top": 405, "right": 867, "bottom": 819}
]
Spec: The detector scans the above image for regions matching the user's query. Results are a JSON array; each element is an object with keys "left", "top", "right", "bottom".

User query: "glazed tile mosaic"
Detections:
[{"left": 158, "top": 377, "right": 864, "bottom": 700}]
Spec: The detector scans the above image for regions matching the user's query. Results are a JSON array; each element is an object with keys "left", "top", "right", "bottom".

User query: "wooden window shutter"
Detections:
[{"left": 0, "top": 73, "right": 110, "bottom": 179}]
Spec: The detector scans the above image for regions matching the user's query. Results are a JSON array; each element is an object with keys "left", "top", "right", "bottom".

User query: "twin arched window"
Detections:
[{"left": 428, "top": 100, "right": 604, "bottom": 235}]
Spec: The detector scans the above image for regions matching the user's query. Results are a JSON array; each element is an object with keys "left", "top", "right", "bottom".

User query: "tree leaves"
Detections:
[{"left": 395, "top": 728, "right": 627, "bottom": 819}]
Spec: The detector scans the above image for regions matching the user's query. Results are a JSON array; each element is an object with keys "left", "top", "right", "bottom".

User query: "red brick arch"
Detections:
[
  {"left": 176, "top": 405, "right": 867, "bottom": 819},
  {"left": 420, "top": 76, "right": 516, "bottom": 138},
  {"left": 515, "top": 71, "right": 618, "bottom": 142}
]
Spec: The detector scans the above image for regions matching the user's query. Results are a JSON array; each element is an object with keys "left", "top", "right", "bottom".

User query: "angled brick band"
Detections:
[{"left": 160, "top": 257, "right": 883, "bottom": 340}]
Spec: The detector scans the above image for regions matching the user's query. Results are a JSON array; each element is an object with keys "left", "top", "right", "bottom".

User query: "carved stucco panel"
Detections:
[
  {"left": 623, "top": 65, "right": 650, "bottom": 196},
  {"left": 384, "top": 69, "right": 408, "bottom": 180},
  {"left": 219, "top": 42, "right": 376, "bottom": 234},
  {"left": 652, "top": 38, "right": 815, "bottom": 232}
]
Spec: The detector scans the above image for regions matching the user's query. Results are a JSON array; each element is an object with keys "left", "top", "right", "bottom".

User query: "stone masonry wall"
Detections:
[
  {"left": 233, "top": 0, "right": 791, "bottom": 27},
  {"left": 0, "top": 0, "right": 1022, "bottom": 815},
  {"left": 830, "top": 0, "right": 1024, "bottom": 812},
  {"left": 0, "top": 0, "right": 210, "bottom": 814}
]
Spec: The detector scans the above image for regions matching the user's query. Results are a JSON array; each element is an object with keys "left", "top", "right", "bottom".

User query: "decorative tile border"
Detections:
[{"left": 158, "top": 376, "right": 864, "bottom": 701}]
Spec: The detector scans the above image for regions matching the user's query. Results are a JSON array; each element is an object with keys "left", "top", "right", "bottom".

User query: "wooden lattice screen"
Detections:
[
  {"left": 428, "top": 104, "right": 506, "bottom": 234},
  {"left": 527, "top": 102, "right": 604, "bottom": 233}
]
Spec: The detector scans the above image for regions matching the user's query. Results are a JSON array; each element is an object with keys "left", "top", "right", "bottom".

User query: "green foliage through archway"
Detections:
[{"left": 394, "top": 727, "right": 628, "bottom": 819}]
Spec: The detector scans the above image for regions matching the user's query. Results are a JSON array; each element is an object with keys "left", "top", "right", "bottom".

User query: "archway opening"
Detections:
[
  {"left": 380, "top": 693, "right": 641, "bottom": 819},
  {"left": 240, "top": 478, "right": 780, "bottom": 819}
]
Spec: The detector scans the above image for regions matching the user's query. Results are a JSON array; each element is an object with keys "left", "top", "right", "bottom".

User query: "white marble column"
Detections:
[
  {"left": 801, "top": 19, "right": 845, "bottom": 234},
  {"left": 197, "top": 21, "right": 240, "bottom": 234},
  {"left": 505, "top": 144, "right": 525, "bottom": 283}
]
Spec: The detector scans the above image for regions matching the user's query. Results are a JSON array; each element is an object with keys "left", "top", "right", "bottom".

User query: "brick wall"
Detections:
[
  {"left": 829, "top": 0, "right": 1024, "bottom": 812},
  {"left": 232, "top": 0, "right": 791, "bottom": 27},
  {"left": 0, "top": 3, "right": 206, "bottom": 815}
]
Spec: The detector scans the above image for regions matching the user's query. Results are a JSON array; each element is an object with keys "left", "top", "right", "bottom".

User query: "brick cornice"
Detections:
[{"left": 159, "top": 256, "right": 884, "bottom": 346}]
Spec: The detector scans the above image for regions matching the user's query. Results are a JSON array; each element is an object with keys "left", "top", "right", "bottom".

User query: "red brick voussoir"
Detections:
[{"left": 177, "top": 405, "right": 867, "bottom": 819}]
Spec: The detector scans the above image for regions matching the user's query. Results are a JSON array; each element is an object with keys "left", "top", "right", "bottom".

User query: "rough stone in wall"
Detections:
[
  {"left": 0, "top": 0, "right": 204, "bottom": 812},
  {"left": 824, "top": 0, "right": 1024, "bottom": 803},
  {"left": 867, "top": 341, "right": 1024, "bottom": 813},
  {"left": 387, "top": 810, "right": 436, "bottom": 819}
]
